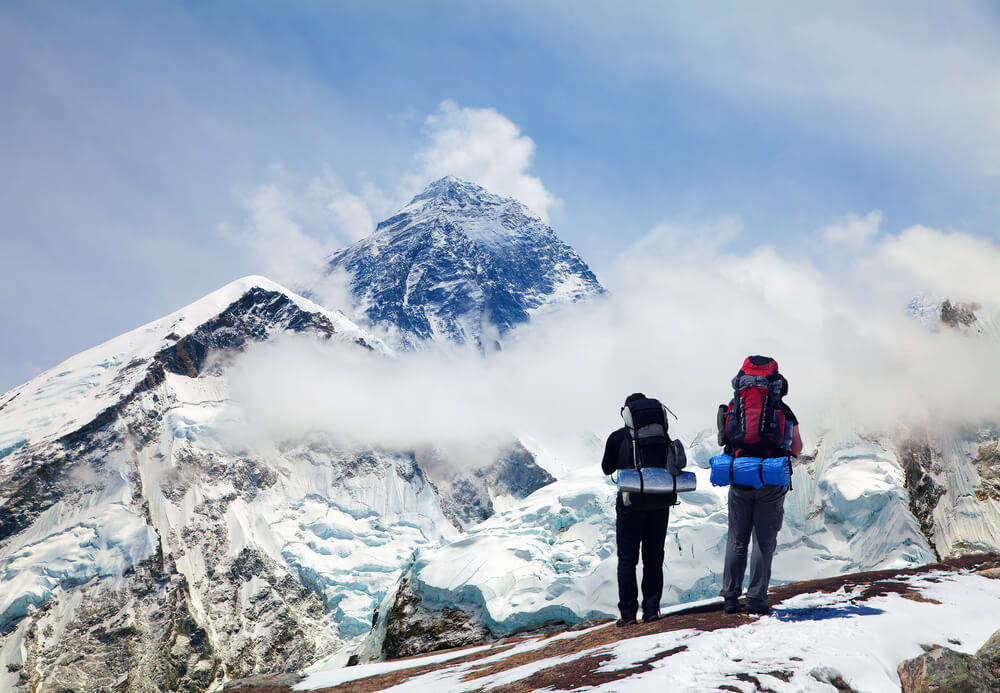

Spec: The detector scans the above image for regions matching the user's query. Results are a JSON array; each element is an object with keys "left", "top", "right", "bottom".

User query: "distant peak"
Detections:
[
  {"left": 408, "top": 176, "right": 488, "bottom": 204},
  {"left": 401, "top": 176, "right": 543, "bottom": 225}
]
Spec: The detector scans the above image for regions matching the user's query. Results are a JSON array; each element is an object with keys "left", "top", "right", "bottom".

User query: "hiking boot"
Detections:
[
  {"left": 746, "top": 600, "right": 771, "bottom": 615},
  {"left": 642, "top": 611, "right": 662, "bottom": 624},
  {"left": 616, "top": 617, "right": 637, "bottom": 628},
  {"left": 723, "top": 599, "right": 742, "bottom": 614}
]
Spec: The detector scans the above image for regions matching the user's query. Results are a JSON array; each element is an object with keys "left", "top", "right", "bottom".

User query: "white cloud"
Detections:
[
  {"left": 306, "top": 171, "right": 377, "bottom": 242},
  {"left": 241, "top": 184, "right": 328, "bottom": 292},
  {"left": 632, "top": 217, "right": 743, "bottom": 258},
  {"left": 234, "top": 101, "right": 560, "bottom": 294},
  {"left": 822, "top": 210, "right": 882, "bottom": 247},
  {"left": 227, "top": 216, "right": 1000, "bottom": 471},
  {"left": 404, "top": 100, "right": 559, "bottom": 222},
  {"left": 875, "top": 224, "right": 1000, "bottom": 302}
]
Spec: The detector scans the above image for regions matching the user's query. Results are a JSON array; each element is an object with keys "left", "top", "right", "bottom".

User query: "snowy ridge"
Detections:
[
  {"left": 0, "top": 275, "right": 386, "bottom": 463},
  {"left": 324, "top": 177, "right": 605, "bottom": 348}
]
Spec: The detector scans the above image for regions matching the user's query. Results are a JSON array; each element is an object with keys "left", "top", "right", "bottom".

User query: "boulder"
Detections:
[{"left": 898, "top": 645, "right": 996, "bottom": 692}]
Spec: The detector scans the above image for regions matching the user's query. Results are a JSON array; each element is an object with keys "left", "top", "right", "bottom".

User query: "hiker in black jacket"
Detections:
[{"left": 601, "top": 392, "right": 675, "bottom": 627}]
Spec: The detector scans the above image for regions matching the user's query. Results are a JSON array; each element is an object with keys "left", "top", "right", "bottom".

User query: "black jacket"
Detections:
[{"left": 602, "top": 427, "right": 676, "bottom": 509}]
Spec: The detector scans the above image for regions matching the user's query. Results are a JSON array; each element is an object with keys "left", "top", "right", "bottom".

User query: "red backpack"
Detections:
[{"left": 718, "top": 356, "right": 793, "bottom": 457}]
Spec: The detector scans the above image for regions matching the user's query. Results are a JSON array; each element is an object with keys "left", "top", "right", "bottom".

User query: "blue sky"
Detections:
[{"left": 2, "top": 1, "right": 999, "bottom": 390}]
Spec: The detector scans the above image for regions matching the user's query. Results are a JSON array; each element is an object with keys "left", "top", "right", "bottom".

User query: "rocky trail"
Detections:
[{"left": 225, "top": 554, "right": 1000, "bottom": 692}]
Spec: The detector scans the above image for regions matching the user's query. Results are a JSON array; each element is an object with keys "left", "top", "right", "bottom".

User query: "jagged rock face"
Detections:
[
  {"left": 324, "top": 176, "right": 605, "bottom": 349},
  {"left": 13, "top": 563, "right": 220, "bottom": 691},
  {"left": 894, "top": 426, "right": 1000, "bottom": 559},
  {"left": 973, "top": 441, "right": 1000, "bottom": 502},
  {"left": 379, "top": 578, "right": 491, "bottom": 660},
  {"left": 427, "top": 442, "right": 556, "bottom": 530},
  {"left": 940, "top": 299, "right": 980, "bottom": 329},
  {"left": 0, "top": 278, "right": 458, "bottom": 690},
  {"left": 898, "top": 439, "right": 946, "bottom": 558}
]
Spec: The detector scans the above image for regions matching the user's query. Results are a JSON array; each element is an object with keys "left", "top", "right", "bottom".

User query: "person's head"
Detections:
[{"left": 625, "top": 392, "right": 646, "bottom": 405}]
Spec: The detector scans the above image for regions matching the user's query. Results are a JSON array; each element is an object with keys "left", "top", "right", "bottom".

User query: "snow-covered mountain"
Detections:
[
  {"left": 323, "top": 176, "right": 605, "bottom": 349},
  {"left": 0, "top": 276, "right": 553, "bottom": 690},
  {"left": 4, "top": 228, "right": 1000, "bottom": 691}
]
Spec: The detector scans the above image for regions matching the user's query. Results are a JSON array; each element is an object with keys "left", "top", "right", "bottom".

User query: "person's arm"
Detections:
[
  {"left": 601, "top": 431, "right": 620, "bottom": 475},
  {"left": 791, "top": 425, "right": 803, "bottom": 457}
]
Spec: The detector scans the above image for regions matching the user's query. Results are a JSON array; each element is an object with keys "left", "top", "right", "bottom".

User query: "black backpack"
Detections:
[{"left": 622, "top": 397, "right": 686, "bottom": 474}]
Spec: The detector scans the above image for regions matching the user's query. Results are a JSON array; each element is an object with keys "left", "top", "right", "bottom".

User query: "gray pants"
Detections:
[{"left": 721, "top": 484, "right": 787, "bottom": 603}]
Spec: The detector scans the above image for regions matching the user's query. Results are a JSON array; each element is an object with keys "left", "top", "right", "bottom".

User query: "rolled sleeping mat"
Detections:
[
  {"left": 618, "top": 468, "right": 697, "bottom": 494},
  {"left": 709, "top": 454, "right": 791, "bottom": 488}
]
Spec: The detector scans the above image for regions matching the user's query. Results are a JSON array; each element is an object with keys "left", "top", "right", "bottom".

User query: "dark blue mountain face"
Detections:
[{"left": 325, "top": 177, "right": 605, "bottom": 348}]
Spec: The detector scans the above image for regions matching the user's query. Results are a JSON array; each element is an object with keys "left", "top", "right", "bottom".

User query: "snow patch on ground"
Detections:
[{"left": 294, "top": 569, "right": 1000, "bottom": 692}]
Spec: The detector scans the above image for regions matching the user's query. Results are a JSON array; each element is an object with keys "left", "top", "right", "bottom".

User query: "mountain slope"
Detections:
[
  {"left": 0, "top": 275, "right": 556, "bottom": 691},
  {"left": 324, "top": 176, "right": 605, "bottom": 349},
  {"left": 0, "top": 278, "right": 444, "bottom": 690}
]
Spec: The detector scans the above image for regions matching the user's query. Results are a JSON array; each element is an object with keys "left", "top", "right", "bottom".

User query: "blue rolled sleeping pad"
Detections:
[{"left": 709, "top": 454, "right": 791, "bottom": 488}]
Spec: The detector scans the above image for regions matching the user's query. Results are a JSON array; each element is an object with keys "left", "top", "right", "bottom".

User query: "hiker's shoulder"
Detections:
[
  {"left": 779, "top": 401, "right": 799, "bottom": 425},
  {"left": 606, "top": 427, "right": 627, "bottom": 446}
]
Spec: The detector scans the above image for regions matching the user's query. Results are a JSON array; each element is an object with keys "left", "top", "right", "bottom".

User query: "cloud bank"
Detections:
[
  {"left": 226, "top": 216, "right": 1000, "bottom": 469},
  {"left": 403, "top": 100, "right": 558, "bottom": 222}
]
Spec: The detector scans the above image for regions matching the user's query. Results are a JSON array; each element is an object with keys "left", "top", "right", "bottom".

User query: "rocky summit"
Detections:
[{"left": 324, "top": 176, "right": 605, "bottom": 349}]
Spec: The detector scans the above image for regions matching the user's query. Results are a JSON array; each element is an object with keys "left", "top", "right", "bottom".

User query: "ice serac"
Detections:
[
  {"left": 364, "top": 426, "right": 942, "bottom": 660},
  {"left": 0, "top": 277, "right": 461, "bottom": 690},
  {"left": 324, "top": 176, "right": 605, "bottom": 349}
]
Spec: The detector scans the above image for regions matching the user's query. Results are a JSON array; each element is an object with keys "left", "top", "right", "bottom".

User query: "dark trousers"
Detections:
[
  {"left": 616, "top": 501, "right": 669, "bottom": 619},
  {"left": 721, "top": 484, "right": 786, "bottom": 603}
]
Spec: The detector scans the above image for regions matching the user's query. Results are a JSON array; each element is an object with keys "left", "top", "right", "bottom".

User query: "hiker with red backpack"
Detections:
[{"left": 714, "top": 356, "right": 802, "bottom": 615}]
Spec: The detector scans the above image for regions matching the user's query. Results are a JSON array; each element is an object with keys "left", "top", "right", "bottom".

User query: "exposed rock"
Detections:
[
  {"left": 899, "top": 440, "right": 946, "bottom": 559},
  {"left": 976, "top": 628, "right": 1000, "bottom": 679},
  {"left": 227, "top": 555, "right": 1000, "bottom": 693},
  {"left": 898, "top": 645, "right": 996, "bottom": 692},
  {"left": 898, "top": 624, "right": 1000, "bottom": 692},
  {"left": 380, "top": 577, "right": 490, "bottom": 660},
  {"left": 940, "top": 300, "right": 980, "bottom": 329},
  {"left": 810, "top": 668, "right": 858, "bottom": 692},
  {"left": 972, "top": 441, "right": 1000, "bottom": 502},
  {"left": 156, "top": 287, "right": 353, "bottom": 378},
  {"left": 18, "top": 562, "right": 221, "bottom": 691},
  {"left": 428, "top": 442, "right": 555, "bottom": 529}
]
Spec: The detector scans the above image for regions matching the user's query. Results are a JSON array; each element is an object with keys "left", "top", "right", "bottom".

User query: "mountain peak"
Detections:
[
  {"left": 399, "top": 176, "right": 539, "bottom": 225},
  {"left": 326, "top": 178, "right": 604, "bottom": 349}
]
